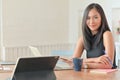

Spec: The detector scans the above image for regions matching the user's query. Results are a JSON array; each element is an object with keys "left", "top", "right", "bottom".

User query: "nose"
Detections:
[{"left": 89, "top": 18, "right": 94, "bottom": 24}]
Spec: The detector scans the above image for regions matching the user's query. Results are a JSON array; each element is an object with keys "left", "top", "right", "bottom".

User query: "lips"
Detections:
[
  {"left": 89, "top": 24, "right": 96, "bottom": 27},
  {"left": 89, "top": 25, "right": 96, "bottom": 28},
  {"left": 88, "top": 25, "right": 96, "bottom": 30}
]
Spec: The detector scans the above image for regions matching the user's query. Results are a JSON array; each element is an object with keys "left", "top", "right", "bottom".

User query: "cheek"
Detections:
[
  {"left": 95, "top": 18, "right": 101, "bottom": 26},
  {"left": 86, "top": 20, "right": 89, "bottom": 25},
  {"left": 97, "top": 20, "right": 101, "bottom": 27}
]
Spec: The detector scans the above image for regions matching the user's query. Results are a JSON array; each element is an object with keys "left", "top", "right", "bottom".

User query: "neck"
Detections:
[{"left": 91, "top": 30, "right": 98, "bottom": 35}]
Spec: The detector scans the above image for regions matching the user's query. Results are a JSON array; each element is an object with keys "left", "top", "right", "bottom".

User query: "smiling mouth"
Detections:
[
  {"left": 89, "top": 24, "right": 96, "bottom": 26},
  {"left": 89, "top": 26, "right": 95, "bottom": 28}
]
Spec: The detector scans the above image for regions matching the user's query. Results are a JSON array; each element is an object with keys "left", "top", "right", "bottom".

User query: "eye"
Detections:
[{"left": 94, "top": 16, "right": 98, "bottom": 19}]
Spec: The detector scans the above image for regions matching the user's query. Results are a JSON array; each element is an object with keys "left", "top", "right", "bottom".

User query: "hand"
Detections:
[
  {"left": 96, "top": 55, "right": 112, "bottom": 66},
  {"left": 60, "top": 57, "right": 74, "bottom": 67}
]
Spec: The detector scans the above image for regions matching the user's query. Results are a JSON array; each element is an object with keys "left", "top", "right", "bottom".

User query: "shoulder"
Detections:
[
  {"left": 103, "top": 31, "right": 114, "bottom": 45},
  {"left": 78, "top": 36, "right": 84, "bottom": 42},
  {"left": 77, "top": 36, "right": 84, "bottom": 45},
  {"left": 103, "top": 31, "right": 113, "bottom": 38}
]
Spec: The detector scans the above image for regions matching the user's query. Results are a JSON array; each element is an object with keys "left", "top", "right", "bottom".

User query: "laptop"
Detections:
[
  {"left": 29, "top": 46, "right": 73, "bottom": 70},
  {"left": 8, "top": 56, "right": 59, "bottom": 80}
]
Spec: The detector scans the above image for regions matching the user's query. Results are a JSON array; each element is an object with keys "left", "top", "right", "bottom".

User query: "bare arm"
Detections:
[
  {"left": 82, "top": 55, "right": 112, "bottom": 69},
  {"left": 60, "top": 36, "right": 84, "bottom": 67},
  {"left": 82, "top": 62, "right": 112, "bottom": 69},
  {"left": 60, "top": 31, "right": 115, "bottom": 69},
  {"left": 72, "top": 36, "right": 84, "bottom": 58},
  {"left": 103, "top": 31, "right": 115, "bottom": 64},
  {"left": 82, "top": 31, "right": 115, "bottom": 69}
]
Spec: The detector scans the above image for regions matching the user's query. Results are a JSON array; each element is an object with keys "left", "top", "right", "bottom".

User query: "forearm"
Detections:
[
  {"left": 82, "top": 62, "right": 112, "bottom": 69},
  {"left": 83, "top": 57, "right": 97, "bottom": 63}
]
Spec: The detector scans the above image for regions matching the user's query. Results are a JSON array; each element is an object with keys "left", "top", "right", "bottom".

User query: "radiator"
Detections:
[{"left": 3, "top": 43, "right": 75, "bottom": 62}]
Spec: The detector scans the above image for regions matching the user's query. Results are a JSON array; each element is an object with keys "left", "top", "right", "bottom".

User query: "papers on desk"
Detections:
[
  {"left": 90, "top": 69, "right": 118, "bottom": 74},
  {"left": 0, "top": 61, "right": 15, "bottom": 65}
]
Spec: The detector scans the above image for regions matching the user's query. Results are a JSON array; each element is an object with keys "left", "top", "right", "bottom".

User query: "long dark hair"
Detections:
[{"left": 82, "top": 3, "right": 110, "bottom": 50}]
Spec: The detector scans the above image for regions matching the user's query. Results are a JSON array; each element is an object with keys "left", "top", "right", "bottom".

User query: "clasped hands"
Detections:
[
  {"left": 94, "top": 55, "right": 113, "bottom": 67},
  {"left": 60, "top": 55, "right": 113, "bottom": 68}
]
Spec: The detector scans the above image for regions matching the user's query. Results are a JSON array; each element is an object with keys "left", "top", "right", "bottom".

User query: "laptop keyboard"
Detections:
[{"left": 54, "top": 60, "right": 73, "bottom": 70}]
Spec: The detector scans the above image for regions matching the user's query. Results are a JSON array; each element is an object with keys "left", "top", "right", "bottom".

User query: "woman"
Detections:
[{"left": 61, "top": 3, "right": 117, "bottom": 69}]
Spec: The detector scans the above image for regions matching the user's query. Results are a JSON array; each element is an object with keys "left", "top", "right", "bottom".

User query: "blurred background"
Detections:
[{"left": 0, "top": 0, "right": 120, "bottom": 65}]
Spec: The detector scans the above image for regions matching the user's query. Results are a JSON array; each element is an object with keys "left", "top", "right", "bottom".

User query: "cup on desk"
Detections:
[{"left": 73, "top": 58, "right": 83, "bottom": 71}]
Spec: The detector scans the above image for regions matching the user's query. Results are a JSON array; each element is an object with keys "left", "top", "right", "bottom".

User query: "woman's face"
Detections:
[{"left": 86, "top": 8, "right": 101, "bottom": 34}]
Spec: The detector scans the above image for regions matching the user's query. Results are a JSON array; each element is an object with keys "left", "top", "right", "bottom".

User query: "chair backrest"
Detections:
[{"left": 29, "top": 46, "right": 42, "bottom": 56}]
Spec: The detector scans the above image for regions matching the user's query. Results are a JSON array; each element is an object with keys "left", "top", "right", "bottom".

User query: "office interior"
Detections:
[{"left": 0, "top": 0, "right": 120, "bottom": 66}]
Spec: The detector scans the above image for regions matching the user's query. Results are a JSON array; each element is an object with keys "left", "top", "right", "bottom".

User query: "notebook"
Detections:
[
  {"left": 90, "top": 69, "right": 118, "bottom": 74},
  {"left": 29, "top": 46, "right": 73, "bottom": 70},
  {"left": 9, "top": 56, "right": 59, "bottom": 80}
]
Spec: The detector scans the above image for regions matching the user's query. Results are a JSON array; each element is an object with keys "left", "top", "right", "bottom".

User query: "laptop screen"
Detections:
[
  {"left": 10, "top": 56, "right": 59, "bottom": 80},
  {"left": 14, "top": 56, "right": 59, "bottom": 72}
]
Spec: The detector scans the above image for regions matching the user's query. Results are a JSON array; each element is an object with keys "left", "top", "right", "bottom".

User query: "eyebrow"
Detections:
[{"left": 88, "top": 14, "right": 100, "bottom": 18}]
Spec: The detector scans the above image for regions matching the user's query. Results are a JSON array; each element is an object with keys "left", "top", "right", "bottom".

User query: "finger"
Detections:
[
  {"left": 60, "top": 57, "right": 69, "bottom": 60},
  {"left": 102, "top": 55, "right": 112, "bottom": 64},
  {"left": 99, "top": 56, "right": 107, "bottom": 64},
  {"left": 60, "top": 58, "right": 72, "bottom": 64},
  {"left": 68, "top": 62, "right": 74, "bottom": 67},
  {"left": 106, "top": 57, "right": 113, "bottom": 66},
  {"left": 100, "top": 60, "right": 106, "bottom": 65},
  {"left": 60, "top": 57, "right": 69, "bottom": 61},
  {"left": 104, "top": 57, "right": 112, "bottom": 65},
  {"left": 100, "top": 57, "right": 110, "bottom": 65}
]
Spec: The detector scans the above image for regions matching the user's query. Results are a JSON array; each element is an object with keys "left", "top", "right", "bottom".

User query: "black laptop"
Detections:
[{"left": 9, "top": 56, "right": 59, "bottom": 80}]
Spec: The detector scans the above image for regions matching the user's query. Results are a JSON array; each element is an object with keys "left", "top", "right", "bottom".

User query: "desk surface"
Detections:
[{"left": 0, "top": 65, "right": 120, "bottom": 80}]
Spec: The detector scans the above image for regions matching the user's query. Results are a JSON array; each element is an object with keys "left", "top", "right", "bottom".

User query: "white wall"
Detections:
[
  {"left": 1, "top": 0, "right": 113, "bottom": 46},
  {"left": 0, "top": 0, "right": 3, "bottom": 60},
  {"left": 111, "top": 0, "right": 120, "bottom": 8},
  {"left": 111, "top": 0, "right": 120, "bottom": 42},
  {"left": 2, "top": 0, "right": 69, "bottom": 47},
  {"left": 0, "top": 0, "right": 2, "bottom": 47}
]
